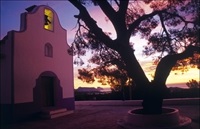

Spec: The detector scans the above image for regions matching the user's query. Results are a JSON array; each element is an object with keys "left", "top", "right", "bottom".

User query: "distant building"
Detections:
[
  {"left": 76, "top": 87, "right": 111, "bottom": 94},
  {"left": 76, "top": 87, "right": 99, "bottom": 93},
  {"left": 0, "top": 5, "right": 74, "bottom": 123},
  {"left": 97, "top": 87, "right": 112, "bottom": 93}
]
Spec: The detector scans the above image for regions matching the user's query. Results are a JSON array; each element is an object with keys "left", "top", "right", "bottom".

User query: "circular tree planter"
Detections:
[{"left": 118, "top": 107, "right": 191, "bottom": 129}]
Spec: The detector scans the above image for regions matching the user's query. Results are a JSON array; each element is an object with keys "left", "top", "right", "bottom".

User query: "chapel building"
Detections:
[{"left": 0, "top": 5, "right": 74, "bottom": 123}]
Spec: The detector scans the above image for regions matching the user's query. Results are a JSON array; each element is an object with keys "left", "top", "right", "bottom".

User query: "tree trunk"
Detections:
[
  {"left": 118, "top": 45, "right": 169, "bottom": 114},
  {"left": 142, "top": 82, "right": 169, "bottom": 114},
  {"left": 141, "top": 46, "right": 198, "bottom": 114},
  {"left": 117, "top": 46, "right": 150, "bottom": 90}
]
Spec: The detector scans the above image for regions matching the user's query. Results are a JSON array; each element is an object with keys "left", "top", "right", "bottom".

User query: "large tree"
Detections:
[{"left": 69, "top": 0, "right": 199, "bottom": 114}]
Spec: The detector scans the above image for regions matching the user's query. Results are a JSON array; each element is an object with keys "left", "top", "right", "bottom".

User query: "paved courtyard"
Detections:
[{"left": 2, "top": 99, "right": 200, "bottom": 129}]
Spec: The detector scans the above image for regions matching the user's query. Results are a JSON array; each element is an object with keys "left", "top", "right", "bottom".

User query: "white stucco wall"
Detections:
[
  {"left": 0, "top": 32, "right": 13, "bottom": 104},
  {"left": 13, "top": 6, "right": 74, "bottom": 103}
]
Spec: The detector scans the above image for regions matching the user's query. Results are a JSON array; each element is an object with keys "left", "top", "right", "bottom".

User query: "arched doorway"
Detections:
[
  {"left": 41, "top": 76, "right": 54, "bottom": 107},
  {"left": 33, "top": 71, "right": 63, "bottom": 108}
]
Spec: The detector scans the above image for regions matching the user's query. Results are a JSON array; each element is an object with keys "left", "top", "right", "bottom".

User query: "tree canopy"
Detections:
[
  {"left": 69, "top": 0, "right": 199, "bottom": 90},
  {"left": 69, "top": 0, "right": 199, "bottom": 114}
]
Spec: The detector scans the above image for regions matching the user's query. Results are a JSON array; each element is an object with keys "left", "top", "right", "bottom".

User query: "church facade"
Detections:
[{"left": 0, "top": 5, "right": 74, "bottom": 123}]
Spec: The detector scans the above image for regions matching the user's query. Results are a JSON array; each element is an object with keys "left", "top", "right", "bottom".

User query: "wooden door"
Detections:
[{"left": 41, "top": 77, "right": 54, "bottom": 107}]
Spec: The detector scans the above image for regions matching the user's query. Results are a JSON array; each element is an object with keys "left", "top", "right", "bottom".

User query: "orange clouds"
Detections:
[
  {"left": 74, "top": 60, "right": 199, "bottom": 89},
  {"left": 139, "top": 61, "right": 199, "bottom": 88}
]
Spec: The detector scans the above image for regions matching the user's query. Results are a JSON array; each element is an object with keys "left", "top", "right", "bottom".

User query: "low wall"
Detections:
[{"left": 75, "top": 98, "right": 200, "bottom": 106}]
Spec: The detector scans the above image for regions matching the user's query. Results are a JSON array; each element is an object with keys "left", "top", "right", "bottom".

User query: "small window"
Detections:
[{"left": 45, "top": 43, "right": 53, "bottom": 57}]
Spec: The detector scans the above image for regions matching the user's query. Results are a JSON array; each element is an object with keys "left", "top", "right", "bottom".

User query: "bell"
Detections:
[{"left": 44, "top": 15, "right": 51, "bottom": 25}]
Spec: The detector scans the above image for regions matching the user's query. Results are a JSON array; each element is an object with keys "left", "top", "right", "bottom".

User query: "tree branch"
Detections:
[
  {"left": 164, "top": 11, "right": 196, "bottom": 24},
  {"left": 96, "top": 1, "right": 120, "bottom": 34},
  {"left": 159, "top": 13, "right": 175, "bottom": 53},
  {"left": 128, "top": 9, "right": 166, "bottom": 36},
  {"left": 69, "top": 0, "right": 116, "bottom": 49},
  {"left": 97, "top": 0, "right": 128, "bottom": 39},
  {"left": 154, "top": 45, "right": 200, "bottom": 85},
  {"left": 118, "top": 0, "right": 129, "bottom": 20},
  {"left": 96, "top": 0, "right": 117, "bottom": 21},
  {"left": 114, "top": 0, "right": 120, "bottom": 6}
]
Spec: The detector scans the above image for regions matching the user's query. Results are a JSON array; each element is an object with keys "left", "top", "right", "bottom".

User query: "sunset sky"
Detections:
[{"left": 1, "top": 1, "right": 199, "bottom": 89}]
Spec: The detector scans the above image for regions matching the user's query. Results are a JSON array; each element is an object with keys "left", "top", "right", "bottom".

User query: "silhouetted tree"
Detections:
[
  {"left": 77, "top": 59, "right": 133, "bottom": 100},
  {"left": 186, "top": 79, "right": 200, "bottom": 89},
  {"left": 69, "top": 0, "right": 199, "bottom": 114}
]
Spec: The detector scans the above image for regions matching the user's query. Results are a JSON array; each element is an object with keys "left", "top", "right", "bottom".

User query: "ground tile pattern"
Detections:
[{"left": 2, "top": 105, "right": 199, "bottom": 129}]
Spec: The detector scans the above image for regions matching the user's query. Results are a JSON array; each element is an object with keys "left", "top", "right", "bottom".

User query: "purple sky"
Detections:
[{"left": 0, "top": 0, "right": 79, "bottom": 43}]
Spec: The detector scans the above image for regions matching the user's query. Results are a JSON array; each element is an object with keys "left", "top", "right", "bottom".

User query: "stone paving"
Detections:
[{"left": 1, "top": 100, "right": 200, "bottom": 129}]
